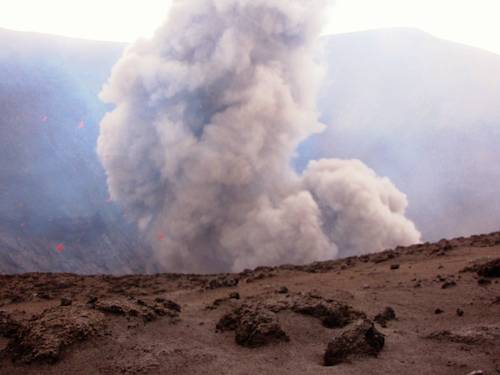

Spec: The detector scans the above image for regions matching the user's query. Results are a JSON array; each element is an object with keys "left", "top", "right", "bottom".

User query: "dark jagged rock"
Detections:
[
  {"left": 462, "top": 258, "right": 500, "bottom": 278},
  {"left": 374, "top": 307, "right": 396, "bottom": 327},
  {"left": 7, "top": 307, "right": 105, "bottom": 364},
  {"left": 93, "top": 298, "right": 139, "bottom": 316},
  {"left": 217, "top": 304, "right": 289, "bottom": 348},
  {"left": 0, "top": 311, "right": 20, "bottom": 339},
  {"left": 229, "top": 292, "right": 240, "bottom": 300},
  {"left": 476, "top": 259, "right": 500, "bottom": 278},
  {"left": 206, "top": 293, "right": 240, "bottom": 310},
  {"left": 60, "top": 297, "right": 72, "bottom": 306},
  {"left": 478, "top": 278, "right": 492, "bottom": 285},
  {"left": 92, "top": 296, "right": 180, "bottom": 322},
  {"left": 207, "top": 298, "right": 228, "bottom": 310},
  {"left": 291, "top": 293, "right": 365, "bottom": 328},
  {"left": 205, "top": 275, "right": 240, "bottom": 289},
  {"left": 441, "top": 280, "right": 457, "bottom": 289},
  {"left": 277, "top": 286, "right": 289, "bottom": 294},
  {"left": 323, "top": 319, "right": 385, "bottom": 366},
  {"left": 153, "top": 297, "right": 181, "bottom": 313},
  {"left": 371, "top": 251, "right": 395, "bottom": 264},
  {"left": 245, "top": 271, "right": 276, "bottom": 283}
]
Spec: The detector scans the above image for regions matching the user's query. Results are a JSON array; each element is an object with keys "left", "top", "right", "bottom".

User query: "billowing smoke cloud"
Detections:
[{"left": 97, "top": 0, "right": 420, "bottom": 273}]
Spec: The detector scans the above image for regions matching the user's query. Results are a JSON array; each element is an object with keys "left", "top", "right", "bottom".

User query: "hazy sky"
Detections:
[{"left": 0, "top": 0, "right": 499, "bottom": 55}]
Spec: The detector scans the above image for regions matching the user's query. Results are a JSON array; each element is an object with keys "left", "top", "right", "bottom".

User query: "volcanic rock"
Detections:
[
  {"left": 277, "top": 286, "right": 289, "bottom": 294},
  {"left": 291, "top": 293, "right": 365, "bottom": 328},
  {"left": 216, "top": 304, "right": 289, "bottom": 347},
  {"left": 0, "top": 311, "right": 20, "bottom": 338},
  {"left": 205, "top": 275, "right": 240, "bottom": 289},
  {"left": 92, "top": 296, "right": 180, "bottom": 322},
  {"left": 374, "top": 307, "right": 396, "bottom": 327},
  {"left": 60, "top": 297, "right": 72, "bottom": 307},
  {"left": 441, "top": 280, "right": 457, "bottom": 289},
  {"left": 462, "top": 258, "right": 500, "bottom": 278},
  {"left": 323, "top": 319, "right": 385, "bottom": 366},
  {"left": 7, "top": 306, "right": 105, "bottom": 363}
]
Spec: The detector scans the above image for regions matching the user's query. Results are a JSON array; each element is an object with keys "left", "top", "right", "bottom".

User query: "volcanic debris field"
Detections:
[{"left": 0, "top": 232, "right": 499, "bottom": 374}]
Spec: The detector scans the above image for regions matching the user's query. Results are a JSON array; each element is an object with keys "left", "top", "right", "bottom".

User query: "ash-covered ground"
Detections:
[{"left": 0, "top": 232, "right": 499, "bottom": 374}]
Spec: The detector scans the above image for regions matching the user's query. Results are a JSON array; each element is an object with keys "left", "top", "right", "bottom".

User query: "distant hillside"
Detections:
[
  {"left": 1, "top": 27, "right": 499, "bottom": 272},
  {"left": 0, "top": 29, "right": 157, "bottom": 273},
  {"left": 0, "top": 28, "right": 123, "bottom": 219},
  {"left": 299, "top": 28, "right": 500, "bottom": 240}
]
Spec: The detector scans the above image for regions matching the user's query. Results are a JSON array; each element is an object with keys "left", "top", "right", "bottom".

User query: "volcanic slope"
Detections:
[{"left": 0, "top": 232, "right": 499, "bottom": 374}]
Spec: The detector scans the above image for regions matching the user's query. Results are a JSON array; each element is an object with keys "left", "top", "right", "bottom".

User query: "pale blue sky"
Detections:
[{"left": 1, "top": 0, "right": 499, "bottom": 54}]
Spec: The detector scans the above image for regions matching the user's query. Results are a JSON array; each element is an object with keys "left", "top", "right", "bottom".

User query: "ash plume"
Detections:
[{"left": 97, "top": 0, "right": 420, "bottom": 273}]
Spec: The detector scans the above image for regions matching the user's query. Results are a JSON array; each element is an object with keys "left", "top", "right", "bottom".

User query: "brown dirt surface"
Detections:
[{"left": 0, "top": 231, "right": 499, "bottom": 374}]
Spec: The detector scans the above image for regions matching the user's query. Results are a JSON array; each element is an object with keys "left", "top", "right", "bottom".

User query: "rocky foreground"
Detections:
[{"left": 0, "top": 233, "right": 499, "bottom": 374}]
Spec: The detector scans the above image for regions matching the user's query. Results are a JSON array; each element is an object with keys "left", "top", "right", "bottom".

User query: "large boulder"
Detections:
[
  {"left": 217, "top": 304, "right": 289, "bottom": 348},
  {"left": 324, "top": 319, "right": 385, "bottom": 366}
]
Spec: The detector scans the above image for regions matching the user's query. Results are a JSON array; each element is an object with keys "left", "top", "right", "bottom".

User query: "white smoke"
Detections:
[{"left": 97, "top": 0, "right": 421, "bottom": 273}]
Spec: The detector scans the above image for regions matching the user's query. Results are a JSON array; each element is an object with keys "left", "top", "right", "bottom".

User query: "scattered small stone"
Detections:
[
  {"left": 435, "top": 274, "right": 446, "bottom": 282},
  {"left": 37, "top": 292, "right": 51, "bottom": 300},
  {"left": 208, "top": 298, "right": 227, "bottom": 309},
  {"left": 390, "top": 264, "right": 400, "bottom": 270},
  {"left": 323, "top": 319, "right": 385, "bottom": 366},
  {"left": 434, "top": 308, "right": 444, "bottom": 314},
  {"left": 229, "top": 292, "right": 240, "bottom": 300},
  {"left": 456, "top": 308, "right": 464, "bottom": 317},
  {"left": 154, "top": 298, "right": 181, "bottom": 312},
  {"left": 87, "top": 296, "right": 98, "bottom": 305},
  {"left": 478, "top": 278, "right": 491, "bottom": 285},
  {"left": 60, "top": 297, "right": 72, "bottom": 307},
  {"left": 277, "top": 286, "right": 289, "bottom": 294},
  {"left": 442, "top": 280, "right": 457, "bottom": 289},
  {"left": 374, "top": 307, "right": 396, "bottom": 327}
]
